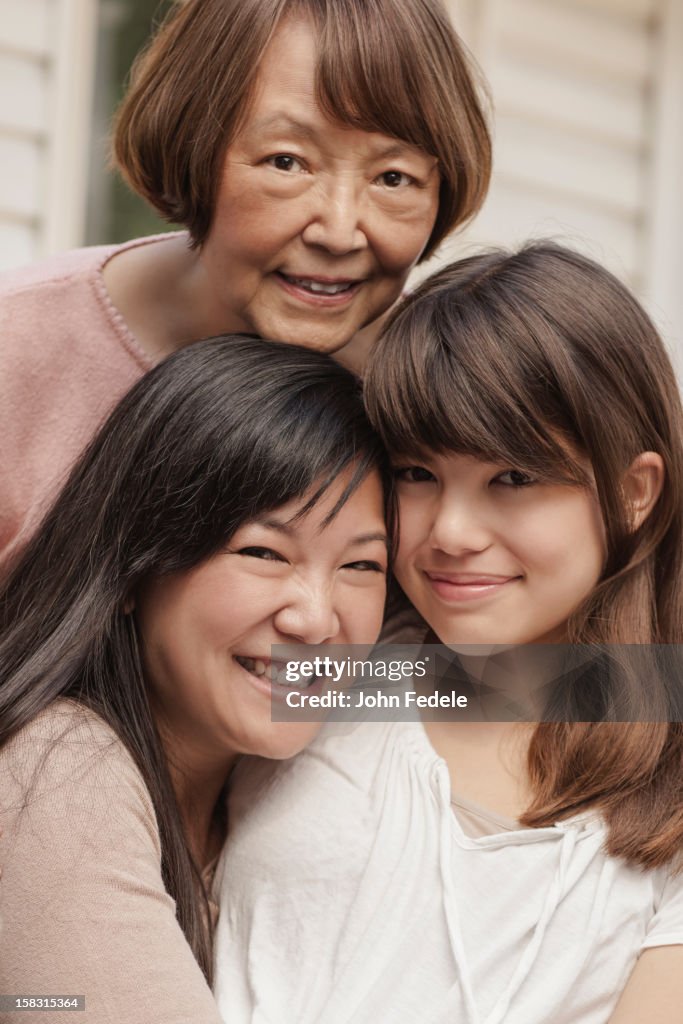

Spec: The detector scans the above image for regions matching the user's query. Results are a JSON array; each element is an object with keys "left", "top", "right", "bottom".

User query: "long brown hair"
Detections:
[
  {"left": 365, "top": 242, "right": 683, "bottom": 868},
  {"left": 113, "top": 0, "right": 491, "bottom": 256},
  {"left": 0, "top": 336, "right": 394, "bottom": 981}
]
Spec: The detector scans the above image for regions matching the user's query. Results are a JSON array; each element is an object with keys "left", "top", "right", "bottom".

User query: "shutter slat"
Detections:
[
  {"left": 0, "top": 0, "right": 51, "bottom": 57},
  {"left": 0, "top": 135, "right": 44, "bottom": 218},
  {"left": 0, "top": 54, "right": 48, "bottom": 135}
]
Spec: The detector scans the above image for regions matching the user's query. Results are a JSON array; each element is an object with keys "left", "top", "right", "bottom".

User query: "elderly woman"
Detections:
[{"left": 0, "top": 0, "right": 490, "bottom": 571}]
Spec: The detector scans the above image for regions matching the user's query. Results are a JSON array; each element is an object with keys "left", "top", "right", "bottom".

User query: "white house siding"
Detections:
[
  {"left": 440, "top": 0, "right": 682, "bottom": 365},
  {"left": 0, "top": 0, "right": 51, "bottom": 269},
  {"left": 0, "top": 0, "right": 97, "bottom": 271}
]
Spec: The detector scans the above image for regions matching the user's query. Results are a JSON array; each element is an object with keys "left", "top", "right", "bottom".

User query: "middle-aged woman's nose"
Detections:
[
  {"left": 301, "top": 179, "right": 368, "bottom": 256},
  {"left": 273, "top": 581, "right": 341, "bottom": 645}
]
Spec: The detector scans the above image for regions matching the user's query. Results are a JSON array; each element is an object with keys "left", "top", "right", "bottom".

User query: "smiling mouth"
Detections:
[
  {"left": 423, "top": 572, "right": 521, "bottom": 602},
  {"left": 234, "top": 655, "right": 317, "bottom": 689},
  {"left": 275, "top": 272, "right": 361, "bottom": 298}
]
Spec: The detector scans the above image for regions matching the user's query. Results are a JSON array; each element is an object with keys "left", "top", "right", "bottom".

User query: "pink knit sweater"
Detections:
[{"left": 0, "top": 236, "right": 180, "bottom": 572}]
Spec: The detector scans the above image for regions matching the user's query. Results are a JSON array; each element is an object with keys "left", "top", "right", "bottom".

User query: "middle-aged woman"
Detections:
[
  {"left": 0, "top": 336, "right": 393, "bottom": 1024},
  {"left": 0, "top": 0, "right": 491, "bottom": 572}
]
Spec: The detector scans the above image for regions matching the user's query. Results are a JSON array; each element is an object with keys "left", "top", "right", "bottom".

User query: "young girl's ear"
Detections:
[
  {"left": 122, "top": 595, "right": 135, "bottom": 614},
  {"left": 621, "top": 452, "right": 665, "bottom": 530}
]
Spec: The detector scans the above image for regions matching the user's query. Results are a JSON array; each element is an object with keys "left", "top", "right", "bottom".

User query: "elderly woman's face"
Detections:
[{"left": 200, "top": 18, "right": 440, "bottom": 353}]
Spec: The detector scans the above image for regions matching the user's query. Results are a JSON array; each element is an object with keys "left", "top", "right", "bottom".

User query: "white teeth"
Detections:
[
  {"left": 235, "top": 655, "right": 316, "bottom": 688},
  {"left": 287, "top": 276, "right": 354, "bottom": 295}
]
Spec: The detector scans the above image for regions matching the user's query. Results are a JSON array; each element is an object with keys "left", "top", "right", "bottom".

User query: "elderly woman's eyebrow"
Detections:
[
  {"left": 247, "top": 113, "right": 318, "bottom": 140},
  {"left": 245, "top": 113, "right": 433, "bottom": 164}
]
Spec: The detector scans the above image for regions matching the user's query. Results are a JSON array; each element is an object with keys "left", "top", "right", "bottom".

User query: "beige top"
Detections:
[
  {"left": 451, "top": 793, "right": 519, "bottom": 838},
  {"left": 0, "top": 701, "right": 224, "bottom": 1024}
]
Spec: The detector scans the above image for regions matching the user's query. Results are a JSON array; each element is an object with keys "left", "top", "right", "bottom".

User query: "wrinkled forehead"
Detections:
[{"left": 247, "top": 9, "right": 443, "bottom": 159}]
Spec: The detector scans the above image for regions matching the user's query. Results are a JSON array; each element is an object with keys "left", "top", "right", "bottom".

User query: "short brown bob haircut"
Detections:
[{"left": 114, "top": 0, "right": 491, "bottom": 259}]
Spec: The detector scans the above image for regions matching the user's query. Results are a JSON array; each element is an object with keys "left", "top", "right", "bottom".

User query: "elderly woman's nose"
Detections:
[{"left": 301, "top": 180, "right": 368, "bottom": 255}]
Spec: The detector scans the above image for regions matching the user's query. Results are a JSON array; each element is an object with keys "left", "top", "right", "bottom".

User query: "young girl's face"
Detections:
[
  {"left": 393, "top": 452, "right": 605, "bottom": 647},
  {"left": 135, "top": 469, "right": 388, "bottom": 767}
]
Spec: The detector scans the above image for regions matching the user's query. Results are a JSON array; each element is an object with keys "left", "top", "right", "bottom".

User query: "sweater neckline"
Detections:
[{"left": 92, "top": 231, "right": 188, "bottom": 372}]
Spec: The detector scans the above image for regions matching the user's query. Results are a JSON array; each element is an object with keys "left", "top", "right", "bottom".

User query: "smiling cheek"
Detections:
[
  {"left": 394, "top": 502, "right": 432, "bottom": 578},
  {"left": 394, "top": 491, "right": 605, "bottom": 645},
  {"left": 207, "top": 188, "right": 298, "bottom": 276},
  {"left": 503, "top": 497, "right": 605, "bottom": 640}
]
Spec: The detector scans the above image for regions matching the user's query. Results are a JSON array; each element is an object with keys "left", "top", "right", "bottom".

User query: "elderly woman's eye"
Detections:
[
  {"left": 376, "top": 170, "right": 414, "bottom": 189},
  {"left": 267, "top": 154, "right": 305, "bottom": 173}
]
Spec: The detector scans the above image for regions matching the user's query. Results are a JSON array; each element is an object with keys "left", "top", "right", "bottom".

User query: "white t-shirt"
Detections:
[{"left": 213, "top": 721, "right": 683, "bottom": 1024}]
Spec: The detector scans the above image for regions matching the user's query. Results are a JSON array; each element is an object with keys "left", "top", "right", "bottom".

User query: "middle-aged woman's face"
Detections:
[
  {"left": 135, "top": 469, "right": 388, "bottom": 766},
  {"left": 200, "top": 17, "right": 441, "bottom": 353}
]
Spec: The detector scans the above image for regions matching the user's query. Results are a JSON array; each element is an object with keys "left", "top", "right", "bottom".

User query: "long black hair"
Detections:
[{"left": 0, "top": 334, "right": 393, "bottom": 980}]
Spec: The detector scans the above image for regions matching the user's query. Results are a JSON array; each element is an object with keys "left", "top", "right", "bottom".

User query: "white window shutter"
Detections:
[{"left": 0, "top": 0, "right": 97, "bottom": 270}]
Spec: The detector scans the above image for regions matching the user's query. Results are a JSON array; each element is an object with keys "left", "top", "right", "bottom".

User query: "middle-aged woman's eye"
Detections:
[
  {"left": 376, "top": 170, "right": 414, "bottom": 189},
  {"left": 342, "top": 560, "right": 387, "bottom": 573},
  {"left": 267, "top": 154, "right": 304, "bottom": 173},
  {"left": 237, "top": 546, "right": 286, "bottom": 561},
  {"left": 393, "top": 466, "right": 436, "bottom": 483}
]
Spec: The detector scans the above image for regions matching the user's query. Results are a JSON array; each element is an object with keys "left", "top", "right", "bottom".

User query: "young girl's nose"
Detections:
[{"left": 428, "top": 500, "right": 493, "bottom": 556}]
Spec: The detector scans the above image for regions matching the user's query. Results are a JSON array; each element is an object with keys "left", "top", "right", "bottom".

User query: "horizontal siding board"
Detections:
[
  {"left": 494, "top": 52, "right": 646, "bottom": 149},
  {"left": 0, "top": 0, "right": 52, "bottom": 57},
  {"left": 494, "top": 112, "right": 644, "bottom": 214},
  {"left": 0, "top": 135, "right": 44, "bottom": 218},
  {"left": 456, "top": 180, "right": 640, "bottom": 279},
  {"left": 0, "top": 53, "right": 48, "bottom": 135},
  {"left": 565, "top": 0, "right": 659, "bottom": 25},
  {"left": 496, "top": 0, "right": 655, "bottom": 80},
  {"left": 0, "top": 220, "right": 38, "bottom": 270}
]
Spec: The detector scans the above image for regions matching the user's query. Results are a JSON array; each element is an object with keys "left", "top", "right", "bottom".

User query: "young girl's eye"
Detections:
[
  {"left": 266, "top": 154, "right": 305, "bottom": 173},
  {"left": 393, "top": 466, "right": 436, "bottom": 483},
  {"left": 237, "top": 546, "right": 285, "bottom": 561},
  {"left": 494, "top": 469, "right": 537, "bottom": 488},
  {"left": 375, "top": 170, "right": 415, "bottom": 189}
]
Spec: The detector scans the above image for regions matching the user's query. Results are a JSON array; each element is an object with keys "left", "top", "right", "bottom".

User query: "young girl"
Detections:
[
  {"left": 214, "top": 243, "right": 683, "bottom": 1024},
  {"left": 0, "top": 336, "right": 392, "bottom": 1024}
]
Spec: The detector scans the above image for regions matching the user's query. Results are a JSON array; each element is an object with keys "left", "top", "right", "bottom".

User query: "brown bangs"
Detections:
[
  {"left": 309, "top": 0, "right": 491, "bottom": 257},
  {"left": 364, "top": 260, "right": 588, "bottom": 485}
]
